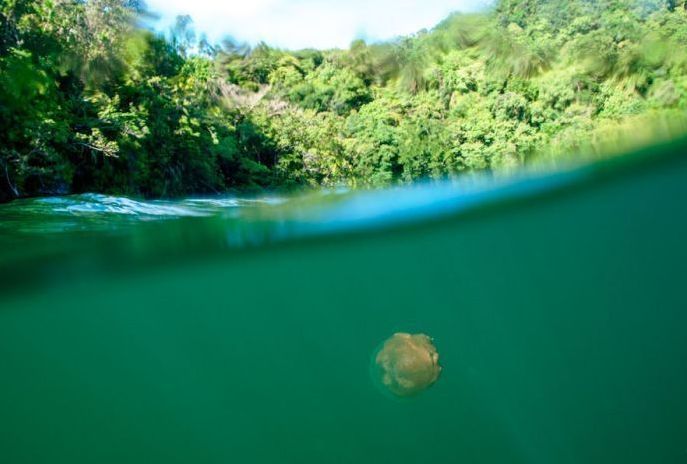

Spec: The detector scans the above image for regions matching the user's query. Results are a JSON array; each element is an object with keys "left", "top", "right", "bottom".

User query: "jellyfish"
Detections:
[{"left": 372, "top": 332, "right": 441, "bottom": 398}]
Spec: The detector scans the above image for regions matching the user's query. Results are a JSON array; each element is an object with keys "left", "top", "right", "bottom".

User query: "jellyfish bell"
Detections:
[{"left": 371, "top": 332, "right": 442, "bottom": 398}]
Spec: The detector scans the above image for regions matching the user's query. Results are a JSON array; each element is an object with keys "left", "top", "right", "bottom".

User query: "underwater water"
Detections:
[{"left": 1, "top": 139, "right": 687, "bottom": 464}]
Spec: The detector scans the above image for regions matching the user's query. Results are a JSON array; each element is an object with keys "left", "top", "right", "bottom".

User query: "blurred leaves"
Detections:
[{"left": 2, "top": 0, "right": 687, "bottom": 201}]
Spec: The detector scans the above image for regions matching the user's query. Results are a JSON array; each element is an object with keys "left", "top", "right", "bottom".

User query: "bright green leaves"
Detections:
[
  {"left": 2, "top": 0, "right": 687, "bottom": 202},
  {"left": 275, "top": 62, "right": 371, "bottom": 115},
  {"left": 0, "top": 48, "right": 51, "bottom": 103},
  {"left": 75, "top": 129, "right": 120, "bottom": 157}
]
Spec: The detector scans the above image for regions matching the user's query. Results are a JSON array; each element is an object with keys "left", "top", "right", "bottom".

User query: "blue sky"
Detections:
[{"left": 145, "top": 0, "right": 491, "bottom": 50}]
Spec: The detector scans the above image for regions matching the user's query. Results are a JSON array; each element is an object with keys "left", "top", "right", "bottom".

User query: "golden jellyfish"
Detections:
[{"left": 372, "top": 333, "right": 442, "bottom": 398}]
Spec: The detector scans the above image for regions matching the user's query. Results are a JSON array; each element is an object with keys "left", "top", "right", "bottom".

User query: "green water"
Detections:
[{"left": 1, "top": 140, "right": 686, "bottom": 463}]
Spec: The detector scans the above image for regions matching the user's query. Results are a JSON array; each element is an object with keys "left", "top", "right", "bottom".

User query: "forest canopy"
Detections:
[{"left": 1, "top": 0, "right": 686, "bottom": 201}]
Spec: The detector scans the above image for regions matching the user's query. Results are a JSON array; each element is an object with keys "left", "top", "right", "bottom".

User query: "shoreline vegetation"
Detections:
[{"left": 1, "top": 0, "right": 687, "bottom": 203}]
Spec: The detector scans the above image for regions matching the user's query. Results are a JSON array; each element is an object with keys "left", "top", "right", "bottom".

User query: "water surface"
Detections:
[{"left": 1, "top": 141, "right": 686, "bottom": 464}]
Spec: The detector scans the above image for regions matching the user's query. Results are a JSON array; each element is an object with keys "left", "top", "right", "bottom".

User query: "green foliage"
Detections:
[
  {"left": 0, "top": 0, "right": 277, "bottom": 201},
  {"left": 1, "top": 0, "right": 687, "bottom": 202}
]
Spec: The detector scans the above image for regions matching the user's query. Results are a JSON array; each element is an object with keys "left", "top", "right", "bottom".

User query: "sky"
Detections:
[{"left": 144, "top": 0, "right": 491, "bottom": 50}]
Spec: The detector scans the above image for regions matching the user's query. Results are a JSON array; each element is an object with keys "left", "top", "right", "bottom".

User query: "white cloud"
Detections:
[{"left": 145, "top": 0, "right": 490, "bottom": 50}]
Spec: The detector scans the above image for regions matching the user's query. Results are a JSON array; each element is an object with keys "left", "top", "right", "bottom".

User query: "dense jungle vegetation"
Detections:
[{"left": 1, "top": 0, "right": 687, "bottom": 201}]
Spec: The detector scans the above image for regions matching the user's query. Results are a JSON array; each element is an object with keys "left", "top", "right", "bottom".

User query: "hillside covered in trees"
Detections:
[{"left": 1, "top": 0, "right": 686, "bottom": 202}]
